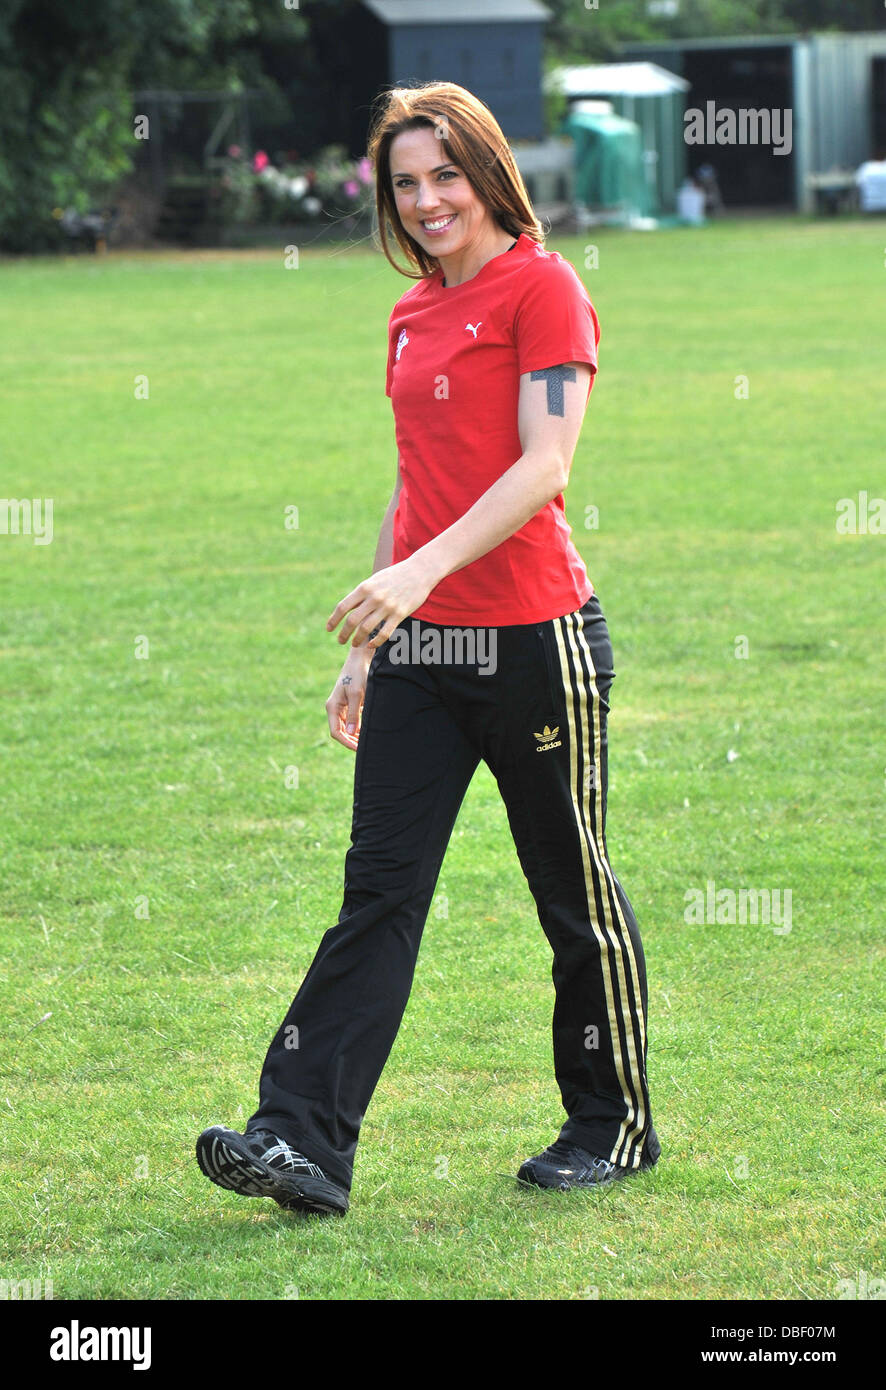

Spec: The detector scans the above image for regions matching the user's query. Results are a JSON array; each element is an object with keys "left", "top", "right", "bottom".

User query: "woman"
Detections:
[{"left": 196, "top": 82, "right": 660, "bottom": 1217}]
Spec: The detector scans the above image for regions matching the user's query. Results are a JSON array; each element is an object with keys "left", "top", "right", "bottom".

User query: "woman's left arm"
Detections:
[{"left": 328, "top": 362, "right": 592, "bottom": 647}]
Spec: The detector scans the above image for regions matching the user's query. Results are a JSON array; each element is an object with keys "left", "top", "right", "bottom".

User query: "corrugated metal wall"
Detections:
[
  {"left": 807, "top": 33, "right": 886, "bottom": 168},
  {"left": 628, "top": 33, "right": 886, "bottom": 211}
]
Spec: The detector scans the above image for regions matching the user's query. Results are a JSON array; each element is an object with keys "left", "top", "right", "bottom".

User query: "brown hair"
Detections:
[{"left": 366, "top": 81, "right": 543, "bottom": 279}]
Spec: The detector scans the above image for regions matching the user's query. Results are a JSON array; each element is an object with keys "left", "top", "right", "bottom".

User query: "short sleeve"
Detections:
[{"left": 514, "top": 256, "right": 600, "bottom": 379}]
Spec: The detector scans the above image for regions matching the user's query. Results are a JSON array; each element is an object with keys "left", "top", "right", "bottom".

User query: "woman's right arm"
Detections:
[{"left": 325, "top": 460, "right": 403, "bottom": 750}]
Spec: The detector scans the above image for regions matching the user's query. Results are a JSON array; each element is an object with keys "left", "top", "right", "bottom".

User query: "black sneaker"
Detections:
[
  {"left": 196, "top": 1125, "right": 348, "bottom": 1216},
  {"left": 517, "top": 1137, "right": 658, "bottom": 1192}
]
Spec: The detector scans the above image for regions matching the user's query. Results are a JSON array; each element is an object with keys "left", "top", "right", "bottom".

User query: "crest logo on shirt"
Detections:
[
  {"left": 465, "top": 321, "right": 482, "bottom": 338},
  {"left": 395, "top": 328, "right": 410, "bottom": 361}
]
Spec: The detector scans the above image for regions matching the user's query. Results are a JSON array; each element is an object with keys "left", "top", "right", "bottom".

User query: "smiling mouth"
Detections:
[{"left": 420, "top": 214, "right": 457, "bottom": 233}]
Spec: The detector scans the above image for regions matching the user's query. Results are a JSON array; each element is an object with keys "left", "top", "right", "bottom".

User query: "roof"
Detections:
[
  {"left": 552, "top": 61, "right": 689, "bottom": 97},
  {"left": 362, "top": 0, "right": 550, "bottom": 23}
]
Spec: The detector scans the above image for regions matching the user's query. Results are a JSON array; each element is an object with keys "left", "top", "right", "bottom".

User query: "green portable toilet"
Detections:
[
  {"left": 549, "top": 61, "right": 690, "bottom": 215},
  {"left": 562, "top": 108, "right": 651, "bottom": 222}
]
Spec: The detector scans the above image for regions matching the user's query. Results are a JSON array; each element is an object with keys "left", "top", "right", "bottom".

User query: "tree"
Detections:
[
  {"left": 0, "top": 0, "right": 313, "bottom": 251},
  {"left": 543, "top": 0, "right": 885, "bottom": 61}
]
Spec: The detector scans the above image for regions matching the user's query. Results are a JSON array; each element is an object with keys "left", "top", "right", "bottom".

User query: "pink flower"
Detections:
[
  {"left": 344, "top": 179, "right": 359, "bottom": 198},
  {"left": 253, "top": 150, "right": 269, "bottom": 172},
  {"left": 357, "top": 157, "right": 373, "bottom": 184},
  {"left": 227, "top": 144, "right": 241, "bottom": 158}
]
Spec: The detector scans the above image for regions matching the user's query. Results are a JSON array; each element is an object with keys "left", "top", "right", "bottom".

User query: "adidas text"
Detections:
[{"left": 534, "top": 724, "right": 562, "bottom": 752}]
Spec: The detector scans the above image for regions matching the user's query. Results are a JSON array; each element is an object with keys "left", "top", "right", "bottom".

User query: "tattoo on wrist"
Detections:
[{"left": 341, "top": 675, "right": 352, "bottom": 686}]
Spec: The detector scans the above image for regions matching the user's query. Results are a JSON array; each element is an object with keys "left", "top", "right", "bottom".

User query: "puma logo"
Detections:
[{"left": 465, "top": 322, "right": 482, "bottom": 338}]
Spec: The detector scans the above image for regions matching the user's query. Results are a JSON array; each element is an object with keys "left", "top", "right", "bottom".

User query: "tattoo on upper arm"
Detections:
[{"left": 530, "top": 364, "right": 578, "bottom": 417}]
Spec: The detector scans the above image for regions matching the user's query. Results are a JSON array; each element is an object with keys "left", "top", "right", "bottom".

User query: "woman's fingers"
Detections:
[
  {"left": 328, "top": 582, "right": 380, "bottom": 637},
  {"left": 335, "top": 718, "right": 360, "bottom": 751},
  {"left": 325, "top": 689, "right": 345, "bottom": 738},
  {"left": 340, "top": 598, "right": 391, "bottom": 648},
  {"left": 326, "top": 690, "right": 359, "bottom": 750},
  {"left": 329, "top": 575, "right": 400, "bottom": 644},
  {"left": 329, "top": 561, "right": 431, "bottom": 647},
  {"left": 325, "top": 656, "right": 371, "bottom": 751},
  {"left": 326, "top": 587, "right": 360, "bottom": 633},
  {"left": 329, "top": 562, "right": 431, "bottom": 648},
  {"left": 345, "top": 684, "right": 363, "bottom": 734}
]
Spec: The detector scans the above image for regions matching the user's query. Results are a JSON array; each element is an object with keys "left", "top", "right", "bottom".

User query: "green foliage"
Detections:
[
  {"left": 213, "top": 154, "right": 262, "bottom": 225},
  {"left": 0, "top": 66, "right": 134, "bottom": 251},
  {"left": 542, "top": 53, "right": 570, "bottom": 138},
  {"left": 544, "top": 0, "right": 886, "bottom": 60},
  {"left": 0, "top": 0, "right": 310, "bottom": 252}
]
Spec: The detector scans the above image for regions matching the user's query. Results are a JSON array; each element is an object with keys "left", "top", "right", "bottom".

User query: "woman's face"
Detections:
[{"left": 389, "top": 125, "right": 494, "bottom": 256}]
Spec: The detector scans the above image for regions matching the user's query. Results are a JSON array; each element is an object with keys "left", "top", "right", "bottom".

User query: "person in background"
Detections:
[{"left": 855, "top": 151, "right": 886, "bottom": 213}]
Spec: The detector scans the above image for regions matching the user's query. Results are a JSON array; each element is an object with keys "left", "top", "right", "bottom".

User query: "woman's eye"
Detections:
[{"left": 394, "top": 171, "right": 458, "bottom": 189}]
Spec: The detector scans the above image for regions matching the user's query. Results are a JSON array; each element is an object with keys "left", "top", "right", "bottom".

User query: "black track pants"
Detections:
[{"left": 245, "top": 593, "right": 659, "bottom": 1191}]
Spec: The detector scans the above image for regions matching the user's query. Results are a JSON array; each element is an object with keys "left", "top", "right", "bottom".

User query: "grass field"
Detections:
[{"left": 0, "top": 217, "right": 883, "bottom": 1301}]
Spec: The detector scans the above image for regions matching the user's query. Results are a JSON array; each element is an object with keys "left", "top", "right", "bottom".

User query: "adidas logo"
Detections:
[{"left": 534, "top": 724, "right": 562, "bottom": 752}]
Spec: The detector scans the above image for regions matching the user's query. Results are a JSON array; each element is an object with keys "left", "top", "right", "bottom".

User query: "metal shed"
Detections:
[
  {"left": 622, "top": 31, "right": 886, "bottom": 211},
  {"left": 360, "top": 0, "right": 552, "bottom": 141}
]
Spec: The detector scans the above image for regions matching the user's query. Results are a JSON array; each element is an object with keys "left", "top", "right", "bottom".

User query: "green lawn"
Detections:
[{"left": 0, "top": 217, "right": 883, "bottom": 1300}]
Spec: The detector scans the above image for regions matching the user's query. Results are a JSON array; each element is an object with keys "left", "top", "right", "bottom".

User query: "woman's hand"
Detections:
[
  {"left": 326, "top": 645, "right": 374, "bottom": 751},
  {"left": 326, "top": 556, "right": 436, "bottom": 649}
]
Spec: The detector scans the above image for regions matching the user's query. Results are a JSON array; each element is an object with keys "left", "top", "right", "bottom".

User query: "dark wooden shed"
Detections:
[{"left": 348, "top": 0, "right": 551, "bottom": 147}]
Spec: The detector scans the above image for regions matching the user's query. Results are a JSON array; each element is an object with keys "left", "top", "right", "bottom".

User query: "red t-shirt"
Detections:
[{"left": 385, "top": 231, "right": 599, "bottom": 626}]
